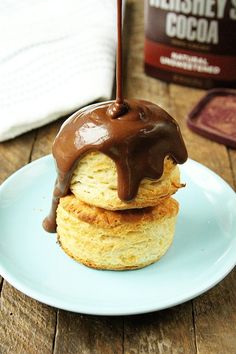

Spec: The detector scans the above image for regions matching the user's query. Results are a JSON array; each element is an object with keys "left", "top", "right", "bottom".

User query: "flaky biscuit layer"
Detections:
[
  {"left": 57, "top": 195, "right": 179, "bottom": 270},
  {"left": 70, "top": 152, "right": 181, "bottom": 210}
]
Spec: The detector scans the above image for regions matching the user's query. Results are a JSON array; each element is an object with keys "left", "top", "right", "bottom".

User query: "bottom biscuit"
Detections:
[{"left": 56, "top": 195, "right": 179, "bottom": 270}]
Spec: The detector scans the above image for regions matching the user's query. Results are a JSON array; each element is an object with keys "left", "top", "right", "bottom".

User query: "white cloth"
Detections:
[{"left": 0, "top": 0, "right": 117, "bottom": 142}]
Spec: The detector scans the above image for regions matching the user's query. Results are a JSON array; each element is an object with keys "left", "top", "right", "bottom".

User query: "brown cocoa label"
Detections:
[
  {"left": 145, "top": 0, "right": 236, "bottom": 85},
  {"left": 146, "top": 0, "right": 236, "bottom": 54},
  {"left": 145, "top": 39, "right": 236, "bottom": 80}
]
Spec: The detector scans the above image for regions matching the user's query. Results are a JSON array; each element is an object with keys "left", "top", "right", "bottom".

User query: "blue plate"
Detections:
[{"left": 0, "top": 156, "right": 235, "bottom": 315}]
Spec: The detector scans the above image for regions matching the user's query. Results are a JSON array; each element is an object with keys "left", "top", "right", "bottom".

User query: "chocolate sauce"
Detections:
[
  {"left": 108, "top": 0, "right": 128, "bottom": 118},
  {"left": 43, "top": 0, "right": 188, "bottom": 233}
]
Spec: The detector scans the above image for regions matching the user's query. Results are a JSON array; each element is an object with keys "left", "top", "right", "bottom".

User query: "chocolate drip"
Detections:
[
  {"left": 108, "top": 0, "right": 128, "bottom": 119},
  {"left": 116, "top": 0, "right": 123, "bottom": 104},
  {"left": 43, "top": 99, "right": 188, "bottom": 233}
]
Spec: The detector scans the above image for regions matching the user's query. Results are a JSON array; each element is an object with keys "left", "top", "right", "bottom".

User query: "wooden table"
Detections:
[{"left": 0, "top": 1, "right": 235, "bottom": 353}]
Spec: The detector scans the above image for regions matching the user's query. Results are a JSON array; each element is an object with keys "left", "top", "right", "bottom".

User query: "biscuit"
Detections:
[
  {"left": 70, "top": 151, "right": 182, "bottom": 210},
  {"left": 56, "top": 195, "right": 179, "bottom": 270}
]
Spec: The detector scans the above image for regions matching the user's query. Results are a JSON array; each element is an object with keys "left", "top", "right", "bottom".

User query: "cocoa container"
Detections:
[{"left": 144, "top": 0, "right": 236, "bottom": 89}]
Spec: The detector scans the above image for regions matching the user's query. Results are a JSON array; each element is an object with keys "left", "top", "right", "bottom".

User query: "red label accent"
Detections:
[{"left": 145, "top": 39, "right": 236, "bottom": 81}]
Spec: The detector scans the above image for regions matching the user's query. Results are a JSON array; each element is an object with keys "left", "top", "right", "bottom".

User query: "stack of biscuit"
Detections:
[{"left": 56, "top": 151, "right": 182, "bottom": 270}]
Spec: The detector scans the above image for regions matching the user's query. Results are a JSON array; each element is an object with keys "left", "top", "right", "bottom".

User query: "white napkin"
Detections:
[{"left": 0, "top": 0, "right": 117, "bottom": 142}]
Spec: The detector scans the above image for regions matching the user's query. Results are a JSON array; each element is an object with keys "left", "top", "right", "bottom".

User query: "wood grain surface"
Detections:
[{"left": 0, "top": 1, "right": 235, "bottom": 353}]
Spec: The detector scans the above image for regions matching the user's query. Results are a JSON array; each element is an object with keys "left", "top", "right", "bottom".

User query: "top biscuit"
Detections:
[{"left": 70, "top": 151, "right": 182, "bottom": 210}]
